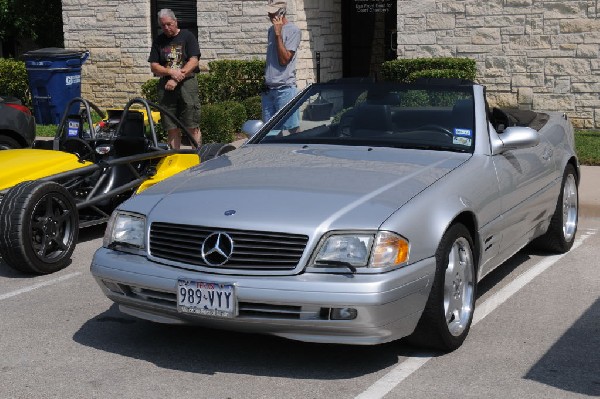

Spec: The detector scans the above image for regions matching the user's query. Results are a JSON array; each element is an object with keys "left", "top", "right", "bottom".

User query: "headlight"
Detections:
[
  {"left": 103, "top": 211, "right": 146, "bottom": 251},
  {"left": 312, "top": 231, "right": 409, "bottom": 271},
  {"left": 315, "top": 234, "right": 373, "bottom": 267}
]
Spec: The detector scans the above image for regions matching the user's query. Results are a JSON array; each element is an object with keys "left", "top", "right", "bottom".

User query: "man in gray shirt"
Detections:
[{"left": 262, "top": 1, "right": 301, "bottom": 131}]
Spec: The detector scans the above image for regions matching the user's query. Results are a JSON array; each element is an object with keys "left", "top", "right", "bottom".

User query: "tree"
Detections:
[{"left": 0, "top": 0, "right": 63, "bottom": 57}]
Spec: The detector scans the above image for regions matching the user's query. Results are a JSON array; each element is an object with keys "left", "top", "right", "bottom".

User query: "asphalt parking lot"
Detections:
[{"left": 0, "top": 167, "right": 598, "bottom": 399}]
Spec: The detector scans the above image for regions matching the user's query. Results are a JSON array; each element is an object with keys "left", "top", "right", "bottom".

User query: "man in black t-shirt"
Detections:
[{"left": 148, "top": 9, "right": 201, "bottom": 149}]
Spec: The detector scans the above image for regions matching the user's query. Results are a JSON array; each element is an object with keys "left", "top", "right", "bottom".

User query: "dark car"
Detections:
[{"left": 0, "top": 95, "right": 36, "bottom": 149}]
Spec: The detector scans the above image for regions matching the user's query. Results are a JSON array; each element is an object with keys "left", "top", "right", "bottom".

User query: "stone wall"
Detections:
[
  {"left": 196, "top": 0, "right": 343, "bottom": 87},
  {"left": 62, "top": 0, "right": 343, "bottom": 107},
  {"left": 62, "top": 0, "right": 152, "bottom": 107},
  {"left": 397, "top": 0, "right": 600, "bottom": 128},
  {"left": 62, "top": 0, "right": 600, "bottom": 127}
]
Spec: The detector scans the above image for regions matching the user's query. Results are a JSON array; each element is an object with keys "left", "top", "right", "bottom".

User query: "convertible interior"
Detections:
[{"left": 259, "top": 82, "right": 477, "bottom": 152}]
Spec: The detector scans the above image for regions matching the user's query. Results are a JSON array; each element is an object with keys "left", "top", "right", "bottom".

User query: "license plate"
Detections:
[{"left": 177, "top": 279, "right": 236, "bottom": 318}]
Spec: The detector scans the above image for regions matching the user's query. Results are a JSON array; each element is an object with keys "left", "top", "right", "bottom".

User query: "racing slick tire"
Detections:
[{"left": 0, "top": 181, "right": 79, "bottom": 274}]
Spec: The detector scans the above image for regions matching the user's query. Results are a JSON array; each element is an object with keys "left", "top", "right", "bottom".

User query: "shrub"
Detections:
[
  {"left": 141, "top": 78, "right": 159, "bottom": 103},
  {"left": 0, "top": 58, "right": 31, "bottom": 107},
  {"left": 200, "top": 103, "right": 236, "bottom": 144},
  {"left": 381, "top": 58, "right": 477, "bottom": 83},
  {"left": 199, "top": 59, "right": 265, "bottom": 104},
  {"left": 407, "top": 68, "right": 476, "bottom": 82},
  {"left": 219, "top": 101, "right": 247, "bottom": 132},
  {"left": 142, "top": 59, "right": 264, "bottom": 105},
  {"left": 242, "top": 95, "right": 262, "bottom": 120},
  {"left": 141, "top": 59, "right": 265, "bottom": 140}
]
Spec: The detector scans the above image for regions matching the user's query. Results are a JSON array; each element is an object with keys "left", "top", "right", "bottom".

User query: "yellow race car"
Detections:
[{"left": 0, "top": 97, "right": 235, "bottom": 274}]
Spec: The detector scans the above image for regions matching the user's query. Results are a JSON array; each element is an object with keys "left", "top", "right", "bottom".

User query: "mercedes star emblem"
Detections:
[{"left": 201, "top": 232, "right": 234, "bottom": 266}]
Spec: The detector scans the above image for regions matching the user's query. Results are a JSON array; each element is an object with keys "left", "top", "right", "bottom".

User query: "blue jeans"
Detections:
[{"left": 261, "top": 86, "right": 299, "bottom": 130}]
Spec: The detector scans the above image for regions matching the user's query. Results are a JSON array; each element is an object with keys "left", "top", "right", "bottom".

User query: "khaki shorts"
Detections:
[{"left": 157, "top": 76, "right": 200, "bottom": 131}]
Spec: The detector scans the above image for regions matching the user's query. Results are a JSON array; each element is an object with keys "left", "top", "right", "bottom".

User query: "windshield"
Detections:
[{"left": 255, "top": 81, "right": 475, "bottom": 153}]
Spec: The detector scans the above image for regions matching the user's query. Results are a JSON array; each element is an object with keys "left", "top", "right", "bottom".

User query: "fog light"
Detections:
[{"left": 330, "top": 307, "right": 357, "bottom": 320}]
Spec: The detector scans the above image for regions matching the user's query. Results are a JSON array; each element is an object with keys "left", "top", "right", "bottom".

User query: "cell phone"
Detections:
[{"left": 276, "top": 8, "right": 285, "bottom": 17}]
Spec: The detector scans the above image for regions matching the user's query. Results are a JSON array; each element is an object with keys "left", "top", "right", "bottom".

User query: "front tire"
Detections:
[
  {"left": 409, "top": 223, "right": 476, "bottom": 351},
  {"left": 532, "top": 164, "right": 578, "bottom": 253},
  {"left": 0, "top": 181, "right": 79, "bottom": 274}
]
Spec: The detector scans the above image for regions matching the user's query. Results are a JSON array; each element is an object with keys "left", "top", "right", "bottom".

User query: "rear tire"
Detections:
[
  {"left": 532, "top": 164, "right": 578, "bottom": 253},
  {"left": 0, "top": 181, "right": 79, "bottom": 274},
  {"left": 0, "top": 135, "right": 21, "bottom": 150},
  {"left": 408, "top": 223, "right": 476, "bottom": 352}
]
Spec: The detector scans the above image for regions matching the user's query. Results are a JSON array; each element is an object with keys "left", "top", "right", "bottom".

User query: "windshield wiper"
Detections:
[{"left": 390, "top": 143, "right": 469, "bottom": 152}]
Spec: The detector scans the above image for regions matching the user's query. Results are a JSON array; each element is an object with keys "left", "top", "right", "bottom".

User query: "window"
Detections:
[{"left": 151, "top": 0, "right": 198, "bottom": 39}]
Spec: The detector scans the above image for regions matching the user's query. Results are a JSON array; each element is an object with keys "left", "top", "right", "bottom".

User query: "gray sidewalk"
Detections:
[{"left": 580, "top": 165, "right": 600, "bottom": 218}]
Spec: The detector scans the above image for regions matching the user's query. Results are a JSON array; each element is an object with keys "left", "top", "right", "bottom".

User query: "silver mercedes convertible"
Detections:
[{"left": 91, "top": 79, "right": 579, "bottom": 351}]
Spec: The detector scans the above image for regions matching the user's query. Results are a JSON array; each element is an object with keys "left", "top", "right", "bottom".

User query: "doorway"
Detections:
[{"left": 342, "top": 0, "right": 398, "bottom": 79}]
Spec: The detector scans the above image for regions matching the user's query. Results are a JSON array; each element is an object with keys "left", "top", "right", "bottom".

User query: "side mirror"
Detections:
[
  {"left": 491, "top": 126, "right": 540, "bottom": 155},
  {"left": 241, "top": 120, "right": 264, "bottom": 139}
]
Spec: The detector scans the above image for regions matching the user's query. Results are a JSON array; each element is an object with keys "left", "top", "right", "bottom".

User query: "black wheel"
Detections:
[
  {"left": 0, "top": 181, "right": 79, "bottom": 274},
  {"left": 198, "top": 143, "right": 236, "bottom": 162},
  {"left": 532, "top": 164, "right": 578, "bottom": 253},
  {"left": 60, "top": 137, "right": 96, "bottom": 163},
  {"left": 0, "top": 135, "right": 21, "bottom": 150},
  {"left": 408, "top": 223, "right": 476, "bottom": 352}
]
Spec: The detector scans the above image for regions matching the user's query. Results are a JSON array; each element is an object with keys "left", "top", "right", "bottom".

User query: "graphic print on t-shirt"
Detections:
[{"left": 163, "top": 44, "right": 184, "bottom": 69}]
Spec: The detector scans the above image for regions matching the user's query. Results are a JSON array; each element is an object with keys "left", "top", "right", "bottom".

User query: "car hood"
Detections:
[
  {"left": 0, "top": 149, "right": 92, "bottom": 191},
  {"left": 131, "top": 145, "right": 469, "bottom": 233}
]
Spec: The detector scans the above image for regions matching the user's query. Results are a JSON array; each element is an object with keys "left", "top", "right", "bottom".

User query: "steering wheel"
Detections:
[
  {"left": 60, "top": 137, "right": 96, "bottom": 163},
  {"left": 415, "top": 124, "right": 454, "bottom": 138}
]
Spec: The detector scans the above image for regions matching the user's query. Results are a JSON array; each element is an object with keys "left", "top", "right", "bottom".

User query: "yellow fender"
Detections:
[
  {"left": 0, "top": 149, "right": 93, "bottom": 192},
  {"left": 136, "top": 153, "right": 199, "bottom": 193}
]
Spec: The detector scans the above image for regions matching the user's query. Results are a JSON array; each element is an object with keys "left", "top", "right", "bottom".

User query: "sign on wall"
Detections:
[{"left": 355, "top": 0, "right": 393, "bottom": 13}]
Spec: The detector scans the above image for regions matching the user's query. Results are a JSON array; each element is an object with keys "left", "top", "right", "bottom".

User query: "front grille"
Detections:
[{"left": 149, "top": 222, "right": 308, "bottom": 271}]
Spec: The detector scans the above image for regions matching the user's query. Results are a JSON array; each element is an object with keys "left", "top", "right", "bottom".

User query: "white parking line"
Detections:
[
  {"left": 355, "top": 230, "right": 596, "bottom": 399},
  {"left": 0, "top": 272, "right": 82, "bottom": 301}
]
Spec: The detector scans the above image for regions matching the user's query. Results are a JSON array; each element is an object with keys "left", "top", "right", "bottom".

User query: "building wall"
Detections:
[
  {"left": 63, "top": 0, "right": 599, "bottom": 128},
  {"left": 397, "top": 0, "right": 600, "bottom": 128},
  {"left": 62, "top": 0, "right": 343, "bottom": 108},
  {"left": 62, "top": 0, "right": 151, "bottom": 107},
  {"left": 188, "top": 0, "right": 344, "bottom": 87}
]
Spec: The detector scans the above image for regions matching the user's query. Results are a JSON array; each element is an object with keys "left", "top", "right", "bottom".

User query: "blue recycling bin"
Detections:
[{"left": 23, "top": 48, "right": 89, "bottom": 125}]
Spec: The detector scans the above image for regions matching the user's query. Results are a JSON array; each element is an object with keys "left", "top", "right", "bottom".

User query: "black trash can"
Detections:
[{"left": 23, "top": 48, "right": 89, "bottom": 125}]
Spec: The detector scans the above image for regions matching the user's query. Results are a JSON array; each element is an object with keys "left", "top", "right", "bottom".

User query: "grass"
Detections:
[
  {"left": 36, "top": 124, "right": 58, "bottom": 137},
  {"left": 35, "top": 124, "right": 600, "bottom": 165},
  {"left": 575, "top": 130, "right": 600, "bottom": 166}
]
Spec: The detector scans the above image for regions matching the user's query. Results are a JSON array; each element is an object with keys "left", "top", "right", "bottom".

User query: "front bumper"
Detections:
[{"left": 91, "top": 248, "right": 435, "bottom": 345}]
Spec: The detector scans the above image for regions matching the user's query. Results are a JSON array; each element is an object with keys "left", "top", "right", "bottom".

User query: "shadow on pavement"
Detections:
[
  {"left": 73, "top": 304, "right": 433, "bottom": 379},
  {"left": 524, "top": 298, "right": 600, "bottom": 396}
]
